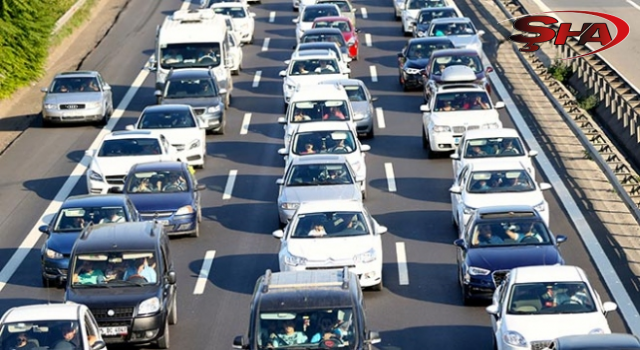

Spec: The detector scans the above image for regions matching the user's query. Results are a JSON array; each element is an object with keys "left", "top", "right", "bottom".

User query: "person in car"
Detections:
[
  {"left": 310, "top": 316, "right": 342, "bottom": 343},
  {"left": 330, "top": 139, "right": 352, "bottom": 153},
  {"left": 163, "top": 173, "right": 187, "bottom": 191},
  {"left": 10, "top": 333, "right": 36, "bottom": 350},
  {"left": 505, "top": 223, "right": 543, "bottom": 243},
  {"left": 314, "top": 60, "right": 335, "bottom": 73},
  {"left": 472, "top": 179, "right": 491, "bottom": 191},
  {"left": 99, "top": 209, "right": 125, "bottom": 224},
  {"left": 308, "top": 222, "right": 327, "bottom": 237},
  {"left": 467, "top": 145, "right": 487, "bottom": 157},
  {"left": 123, "top": 258, "right": 157, "bottom": 283},
  {"left": 499, "top": 139, "right": 520, "bottom": 155},
  {"left": 347, "top": 215, "right": 366, "bottom": 231},
  {"left": 464, "top": 95, "right": 490, "bottom": 110},
  {"left": 293, "top": 109, "right": 312, "bottom": 121},
  {"left": 295, "top": 62, "right": 309, "bottom": 75},
  {"left": 554, "top": 284, "right": 590, "bottom": 306},
  {"left": 72, "top": 261, "right": 105, "bottom": 285},
  {"left": 52, "top": 325, "right": 78, "bottom": 350},
  {"left": 269, "top": 320, "right": 308, "bottom": 347},
  {"left": 322, "top": 107, "right": 345, "bottom": 120},
  {"left": 300, "top": 143, "right": 316, "bottom": 154},
  {"left": 472, "top": 225, "right": 503, "bottom": 246}
]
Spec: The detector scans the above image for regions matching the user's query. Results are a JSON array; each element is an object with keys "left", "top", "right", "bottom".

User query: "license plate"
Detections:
[
  {"left": 100, "top": 326, "right": 128, "bottom": 336},
  {"left": 454, "top": 137, "right": 461, "bottom": 144},
  {"left": 157, "top": 220, "right": 170, "bottom": 226}
]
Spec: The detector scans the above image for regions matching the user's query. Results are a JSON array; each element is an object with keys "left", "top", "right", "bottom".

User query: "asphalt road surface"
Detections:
[{"left": 0, "top": 0, "right": 629, "bottom": 348}]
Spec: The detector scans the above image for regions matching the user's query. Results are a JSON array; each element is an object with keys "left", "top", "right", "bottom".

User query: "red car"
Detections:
[{"left": 312, "top": 16, "right": 360, "bottom": 60}]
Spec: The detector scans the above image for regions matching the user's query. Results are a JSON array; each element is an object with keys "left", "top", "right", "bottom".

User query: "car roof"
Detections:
[
  {"left": 320, "top": 78, "right": 364, "bottom": 87},
  {"left": 142, "top": 104, "right": 192, "bottom": 113},
  {"left": 290, "top": 154, "right": 349, "bottom": 165},
  {"left": 511, "top": 265, "right": 586, "bottom": 284},
  {"left": 166, "top": 68, "right": 214, "bottom": 80},
  {"left": 468, "top": 160, "right": 527, "bottom": 171},
  {"left": 55, "top": 71, "right": 99, "bottom": 78},
  {"left": 290, "top": 84, "right": 348, "bottom": 101},
  {"left": 298, "top": 42, "right": 340, "bottom": 50},
  {"left": 431, "top": 17, "right": 472, "bottom": 24},
  {"left": 418, "top": 6, "right": 457, "bottom": 13},
  {"left": 296, "top": 200, "right": 364, "bottom": 214},
  {"left": 2, "top": 304, "right": 82, "bottom": 323},
  {"left": 292, "top": 53, "right": 338, "bottom": 60},
  {"left": 304, "top": 3, "right": 340, "bottom": 9},
  {"left": 61, "top": 194, "right": 130, "bottom": 208},
  {"left": 74, "top": 221, "right": 161, "bottom": 253},
  {"left": 303, "top": 28, "right": 343, "bottom": 35},
  {"left": 295, "top": 121, "right": 353, "bottom": 133},
  {"left": 313, "top": 16, "right": 352, "bottom": 22},
  {"left": 475, "top": 205, "right": 538, "bottom": 217},
  {"left": 555, "top": 334, "right": 640, "bottom": 348},
  {"left": 408, "top": 37, "right": 453, "bottom": 45},
  {"left": 131, "top": 161, "right": 185, "bottom": 172},
  {"left": 293, "top": 49, "right": 337, "bottom": 58},
  {"left": 431, "top": 48, "right": 480, "bottom": 58},
  {"left": 463, "top": 128, "right": 520, "bottom": 139},
  {"left": 211, "top": 2, "right": 246, "bottom": 7},
  {"left": 104, "top": 130, "right": 157, "bottom": 140}
]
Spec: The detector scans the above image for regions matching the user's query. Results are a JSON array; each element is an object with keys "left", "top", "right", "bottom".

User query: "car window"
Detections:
[
  {"left": 51, "top": 77, "right": 101, "bottom": 93},
  {"left": 434, "top": 91, "right": 491, "bottom": 111},
  {"left": 431, "top": 21, "right": 476, "bottom": 36},
  {"left": 159, "top": 43, "right": 222, "bottom": 69},
  {"left": 466, "top": 169, "right": 535, "bottom": 193},
  {"left": 507, "top": 282, "right": 596, "bottom": 315},
  {"left": 418, "top": 9, "right": 458, "bottom": 24},
  {"left": 70, "top": 251, "right": 159, "bottom": 287},
  {"left": 138, "top": 109, "right": 197, "bottom": 129},
  {"left": 302, "top": 33, "right": 346, "bottom": 47},
  {"left": 321, "top": 0, "right": 351, "bottom": 11},
  {"left": 285, "top": 163, "right": 354, "bottom": 186},
  {"left": 406, "top": 41, "right": 454, "bottom": 60},
  {"left": 469, "top": 219, "right": 552, "bottom": 247},
  {"left": 0, "top": 320, "right": 85, "bottom": 350},
  {"left": 53, "top": 206, "right": 127, "bottom": 232},
  {"left": 213, "top": 6, "right": 246, "bottom": 18},
  {"left": 165, "top": 78, "right": 218, "bottom": 98},
  {"left": 432, "top": 54, "right": 483, "bottom": 74},
  {"left": 125, "top": 170, "right": 189, "bottom": 193},
  {"left": 292, "top": 212, "right": 369, "bottom": 238},
  {"left": 463, "top": 137, "right": 525, "bottom": 158},
  {"left": 314, "top": 20, "right": 351, "bottom": 32},
  {"left": 303, "top": 7, "right": 340, "bottom": 22},
  {"left": 292, "top": 130, "right": 357, "bottom": 155},
  {"left": 407, "top": 0, "right": 445, "bottom": 10},
  {"left": 344, "top": 85, "right": 366, "bottom": 102},
  {"left": 290, "top": 100, "right": 351, "bottom": 122},
  {"left": 97, "top": 138, "right": 162, "bottom": 157},
  {"left": 289, "top": 58, "right": 341, "bottom": 76}
]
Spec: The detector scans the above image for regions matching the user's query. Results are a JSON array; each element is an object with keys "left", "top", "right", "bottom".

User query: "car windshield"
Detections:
[
  {"left": 159, "top": 43, "right": 222, "bottom": 69},
  {"left": 467, "top": 169, "right": 535, "bottom": 193},
  {"left": 165, "top": 78, "right": 218, "bottom": 98},
  {"left": 125, "top": 170, "right": 189, "bottom": 193},
  {"left": 299, "top": 45, "right": 342, "bottom": 60},
  {"left": 314, "top": 20, "right": 351, "bottom": 33},
  {"left": 302, "top": 34, "right": 346, "bottom": 47},
  {"left": 406, "top": 41, "right": 453, "bottom": 60},
  {"left": 257, "top": 308, "right": 356, "bottom": 349},
  {"left": 70, "top": 251, "right": 158, "bottom": 287},
  {"left": 285, "top": 163, "right": 354, "bottom": 186},
  {"left": 292, "top": 130, "right": 357, "bottom": 155},
  {"left": 319, "top": 1, "right": 351, "bottom": 11},
  {"left": 138, "top": 109, "right": 196, "bottom": 129},
  {"left": 507, "top": 282, "right": 596, "bottom": 315},
  {"left": 434, "top": 91, "right": 491, "bottom": 111},
  {"left": 0, "top": 320, "right": 85, "bottom": 350},
  {"left": 292, "top": 212, "right": 369, "bottom": 238},
  {"left": 289, "top": 59, "right": 341, "bottom": 76},
  {"left": 470, "top": 219, "right": 552, "bottom": 247},
  {"left": 53, "top": 206, "right": 127, "bottom": 232},
  {"left": 407, "top": 0, "right": 445, "bottom": 10},
  {"left": 431, "top": 22, "right": 475, "bottom": 36},
  {"left": 303, "top": 7, "right": 340, "bottom": 22},
  {"left": 97, "top": 138, "right": 162, "bottom": 157},
  {"left": 432, "top": 54, "right": 483, "bottom": 74},
  {"left": 290, "top": 100, "right": 351, "bottom": 122},
  {"left": 418, "top": 9, "right": 458, "bottom": 24},
  {"left": 344, "top": 85, "right": 366, "bottom": 102},
  {"left": 50, "top": 77, "right": 100, "bottom": 93},
  {"left": 212, "top": 6, "right": 246, "bottom": 18},
  {"left": 463, "top": 137, "right": 525, "bottom": 158}
]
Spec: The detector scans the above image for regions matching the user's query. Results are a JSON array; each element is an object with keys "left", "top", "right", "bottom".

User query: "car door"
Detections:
[
  {"left": 451, "top": 165, "right": 469, "bottom": 224},
  {"left": 397, "top": 46, "right": 407, "bottom": 76},
  {"left": 452, "top": 136, "right": 466, "bottom": 176},
  {"left": 188, "top": 166, "right": 201, "bottom": 212},
  {"left": 97, "top": 73, "right": 112, "bottom": 109},
  {"left": 83, "top": 309, "right": 104, "bottom": 350}
]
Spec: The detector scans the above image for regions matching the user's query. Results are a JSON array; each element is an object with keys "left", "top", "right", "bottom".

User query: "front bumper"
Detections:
[
  {"left": 194, "top": 109, "right": 223, "bottom": 131},
  {"left": 428, "top": 131, "right": 463, "bottom": 152},
  {"left": 96, "top": 312, "right": 166, "bottom": 344},
  {"left": 355, "top": 117, "right": 373, "bottom": 135},
  {"left": 284, "top": 261, "right": 382, "bottom": 287},
  {"left": 401, "top": 72, "right": 423, "bottom": 88},
  {"left": 462, "top": 275, "right": 496, "bottom": 300},
  {"left": 42, "top": 106, "right": 105, "bottom": 123},
  {"left": 278, "top": 207, "right": 296, "bottom": 224},
  {"left": 87, "top": 174, "right": 126, "bottom": 195},
  {"left": 41, "top": 256, "right": 70, "bottom": 283},
  {"left": 140, "top": 214, "right": 197, "bottom": 236}
]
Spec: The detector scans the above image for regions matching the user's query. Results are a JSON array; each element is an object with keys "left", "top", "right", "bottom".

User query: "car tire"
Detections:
[
  {"left": 42, "top": 276, "right": 54, "bottom": 288},
  {"left": 371, "top": 279, "right": 383, "bottom": 291},
  {"left": 422, "top": 129, "right": 428, "bottom": 150},
  {"left": 224, "top": 93, "right": 231, "bottom": 109},
  {"left": 169, "top": 296, "right": 178, "bottom": 325},
  {"left": 215, "top": 117, "right": 226, "bottom": 135},
  {"left": 191, "top": 222, "right": 200, "bottom": 238},
  {"left": 232, "top": 68, "right": 239, "bottom": 76},
  {"left": 157, "top": 319, "right": 170, "bottom": 349}
]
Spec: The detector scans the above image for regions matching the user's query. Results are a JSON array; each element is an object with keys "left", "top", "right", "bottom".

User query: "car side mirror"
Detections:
[
  {"left": 284, "top": 60, "right": 291, "bottom": 65},
  {"left": 85, "top": 149, "right": 96, "bottom": 157},
  {"left": 91, "top": 340, "right": 107, "bottom": 350},
  {"left": 450, "top": 153, "right": 460, "bottom": 160},
  {"left": 276, "top": 178, "right": 284, "bottom": 185},
  {"left": 154, "top": 90, "right": 163, "bottom": 97},
  {"left": 250, "top": 12, "right": 256, "bottom": 17},
  {"left": 355, "top": 28, "right": 361, "bottom": 33},
  {"left": 453, "top": 238, "right": 466, "bottom": 250},
  {"left": 366, "top": 330, "right": 381, "bottom": 344},
  {"left": 528, "top": 150, "right": 538, "bottom": 157},
  {"left": 125, "top": 124, "right": 135, "bottom": 131},
  {"left": 277, "top": 117, "right": 287, "bottom": 124},
  {"left": 603, "top": 301, "right": 617, "bottom": 316},
  {"left": 195, "top": 184, "right": 206, "bottom": 191},
  {"left": 40, "top": 87, "right": 48, "bottom": 93},
  {"left": 376, "top": 225, "right": 388, "bottom": 235},
  {"left": 279, "top": 70, "right": 287, "bottom": 77},
  {"left": 420, "top": 104, "right": 430, "bottom": 112},
  {"left": 397, "top": 52, "right": 403, "bottom": 58},
  {"left": 103, "top": 85, "right": 111, "bottom": 91},
  {"left": 449, "top": 185, "right": 462, "bottom": 194},
  {"left": 486, "top": 304, "right": 499, "bottom": 315},
  {"left": 272, "top": 229, "right": 284, "bottom": 239},
  {"left": 555, "top": 235, "right": 567, "bottom": 244},
  {"left": 494, "top": 101, "right": 505, "bottom": 109},
  {"left": 478, "top": 30, "right": 485, "bottom": 36},
  {"left": 345, "top": 57, "right": 353, "bottom": 63},
  {"left": 344, "top": 68, "right": 351, "bottom": 74},
  {"left": 233, "top": 335, "right": 248, "bottom": 349},
  {"left": 486, "top": 66, "right": 494, "bottom": 74},
  {"left": 360, "top": 144, "right": 371, "bottom": 152},
  {"left": 292, "top": 18, "right": 299, "bottom": 23},
  {"left": 278, "top": 148, "right": 288, "bottom": 156},
  {"left": 219, "top": 88, "right": 228, "bottom": 95},
  {"left": 167, "top": 270, "right": 177, "bottom": 284},
  {"left": 38, "top": 225, "right": 50, "bottom": 235},
  {"left": 539, "top": 182, "right": 552, "bottom": 191},
  {"left": 351, "top": 8, "right": 357, "bottom": 12},
  {"left": 371, "top": 97, "right": 378, "bottom": 102}
]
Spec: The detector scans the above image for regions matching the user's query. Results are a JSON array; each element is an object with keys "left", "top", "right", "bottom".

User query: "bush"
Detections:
[
  {"left": 578, "top": 95, "right": 598, "bottom": 113},
  {"left": 548, "top": 60, "right": 573, "bottom": 84}
]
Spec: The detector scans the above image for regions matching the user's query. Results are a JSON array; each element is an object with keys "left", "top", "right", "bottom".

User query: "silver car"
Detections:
[
  {"left": 321, "top": 79, "right": 376, "bottom": 138},
  {"left": 40, "top": 71, "right": 113, "bottom": 126},
  {"left": 427, "top": 17, "right": 484, "bottom": 56},
  {"left": 276, "top": 155, "right": 362, "bottom": 227}
]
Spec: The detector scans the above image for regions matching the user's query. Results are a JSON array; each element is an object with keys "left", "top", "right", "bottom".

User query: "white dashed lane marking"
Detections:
[
  {"left": 375, "top": 107, "right": 385, "bottom": 129},
  {"left": 262, "top": 38, "right": 270, "bottom": 52},
  {"left": 369, "top": 66, "right": 378, "bottom": 82},
  {"left": 193, "top": 250, "right": 216, "bottom": 295},
  {"left": 222, "top": 170, "right": 238, "bottom": 200},
  {"left": 252, "top": 71, "right": 262, "bottom": 88},
  {"left": 361, "top": 7, "right": 368, "bottom": 19},
  {"left": 240, "top": 113, "right": 252, "bottom": 135},
  {"left": 384, "top": 162, "right": 397, "bottom": 192},
  {"left": 396, "top": 242, "right": 409, "bottom": 285},
  {"left": 365, "top": 33, "right": 372, "bottom": 47},
  {"left": 269, "top": 11, "right": 276, "bottom": 22}
]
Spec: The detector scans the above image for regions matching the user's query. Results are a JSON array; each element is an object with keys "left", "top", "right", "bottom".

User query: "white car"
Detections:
[
  {"left": 272, "top": 200, "right": 387, "bottom": 290},
  {"left": 294, "top": 0, "right": 317, "bottom": 11},
  {"left": 292, "top": 42, "right": 352, "bottom": 75},
  {"left": 293, "top": 4, "right": 341, "bottom": 43},
  {"left": 450, "top": 160, "right": 551, "bottom": 236},
  {"left": 421, "top": 66, "right": 504, "bottom": 158},
  {"left": 86, "top": 130, "right": 181, "bottom": 194},
  {"left": 0, "top": 303, "right": 107, "bottom": 350},
  {"left": 126, "top": 104, "right": 207, "bottom": 169},
  {"left": 278, "top": 121, "right": 371, "bottom": 197},
  {"left": 427, "top": 17, "right": 484, "bottom": 56},
  {"left": 394, "top": 0, "right": 407, "bottom": 19},
  {"left": 451, "top": 128, "right": 538, "bottom": 178},
  {"left": 211, "top": 3, "right": 256, "bottom": 44},
  {"left": 221, "top": 14, "right": 245, "bottom": 75},
  {"left": 487, "top": 265, "right": 618, "bottom": 350},
  {"left": 401, "top": 0, "right": 448, "bottom": 35}
]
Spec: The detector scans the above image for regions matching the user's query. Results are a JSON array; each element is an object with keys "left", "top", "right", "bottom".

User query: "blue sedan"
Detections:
[
  {"left": 39, "top": 194, "right": 139, "bottom": 287},
  {"left": 119, "top": 161, "right": 205, "bottom": 237}
]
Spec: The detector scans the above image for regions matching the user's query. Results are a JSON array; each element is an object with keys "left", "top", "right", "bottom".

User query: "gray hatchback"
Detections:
[{"left": 322, "top": 78, "right": 376, "bottom": 138}]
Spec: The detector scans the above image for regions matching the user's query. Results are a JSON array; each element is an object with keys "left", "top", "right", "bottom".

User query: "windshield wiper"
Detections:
[
  {"left": 73, "top": 283, "right": 112, "bottom": 288},
  {"left": 106, "top": 279, "right": 146, "bottom": 287}
]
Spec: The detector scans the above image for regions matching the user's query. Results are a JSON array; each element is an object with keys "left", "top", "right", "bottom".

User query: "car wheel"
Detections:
[
  {"left": 157, "top": 319, "right": 170, "bottom": 349},
  {"left": 42, "top": 276, "right": 55, "bottom": 288},
  {"left": 371, "top": 279, "right": 383, "bottom": 291},
  {"left": 190, "top": 222, "right": 200, "bottom": 238},
  {"left": 422, "top": 129, "right": 428, "bottom": 150},
  {"left": 452, "top": 213, "right": 458, "bottom": 229},
  {"left": 169, "top": 296, "right": 178, "bottom": 325},
  {"left": 232, "top": 68, "right": 239, "bottom": 76},
  {"left": 366, "top": 127, "right": 375, "bottom": 139},
  {"left": 215, "top": 117, "right": 226, "bottom": 135}
]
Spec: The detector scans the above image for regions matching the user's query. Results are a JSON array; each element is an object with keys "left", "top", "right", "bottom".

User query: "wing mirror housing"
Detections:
[
  {"left": 486, "top": 304, "right": 499, "bottom": 315},
  {"left": 277, "top": 117, "right": 287, "bottom": 124},
  {"left": 40, "top": 87, "right": 48, "bottom": 93},
  {"left": 233, "top": 335, "right": 248, "bottom": 349},
  {"left": 360, "top": 144, "right": 371, "bottom": 152},
  {"left": 539, "top": 182, "right": 552, "bottom": 191},
  {"left": 278, "top": 148, "right": 288, "bottom": 156},
  {"left": 85, "top": 149, "right": 96, "bottom": 157},
  {"left": 219, "top": 88, "right": 228, "bottom": 96},
  {"left": 555, "top": 235, "right": 567, "bottom": 244},
  {"left": 279, "top": 70, "right": 287, "bottom": 77},
  {"left": 344, "top": 68, "right": 351, "bottom": 74},
  {"left": 453, "top": 238, "right": 466, "bottom": 250},
  {"left": 284, "top": 59, "right": 291, "bottom": 65},
  {"left": 376, "top": 225, "right": 388, "bottom": 235},
  {"left": 125, "top": 124, "right": 135, "bottom": 131},
  {"left": 91, "top": 340, "right": 107, "bottom": 350},
  {"left": 276, "top": 178, "right": 284, "bottom": 185},
  {"left": 603, "top": 301, "right": 618, "bottom": 316},
  {"left": 420, "top": 104, "right": 431, "bottom": 112},
  {"left": 494, "top": 101, "right": 505, "bottom": 109},
  {"left": 38, "top": 225, "right": 50, "bottom": 235},
  {"left": 103, "top": 84, "right": 111, "bottom": 91},
  {"left": 167, "top": 270, "right": 177, "bottom": 284},
  {"left": 371, "top": 96, "right": 378, "bottom": 102},
  {"left": 450, "top": 153, "right": 460, "bottom": 160},
  {"left": 272, "top": 229, "right": 284, "bottom": 239},
  {"left": 292, "top": 18, "right": 299, "bottom": 23},
  {"left": 154, "top": 89, "right": 163, "bottom": 97},
  {"left": 250, "top": 12, "right": 256, "bottom": 17},
  {"left": 486, "top": 66, "right": 494, "bottom": 74},
  {"left": 365, "top": 331, "right": 381, "bottom": 344},
  {"left": 196, "top": 184, "right": 206, "bottom": 191},
  {"left": 528, "top": 150, "right": 538, "bottom": 157},
  {"left": 397, "top": 52, "right": 404, "bottom": 58},
  {"left": 478, "top": 30, "right": 485, "bottom": 36},
  {"left": 449, "top": 185, "right": 462, "bottom": 194}
]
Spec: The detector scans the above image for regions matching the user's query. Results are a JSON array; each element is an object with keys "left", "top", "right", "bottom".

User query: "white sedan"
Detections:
[
  {"left": 272, "top": 200, "right": 387, "bottom": 290},
  {"left": 487, "top": 265, "right": 617, "bottom": 350},
  {"left": 450, "top": 160, "right": 551, "bottom": 237},
  {"left": 451, "top": 128, "right": 538, "bottom": 178},
  {"left": 221, "top": 14, "right": 245, "bottom": 75},
  {"left": 211, "top": 3, "right": 256, "bottom": 44}
]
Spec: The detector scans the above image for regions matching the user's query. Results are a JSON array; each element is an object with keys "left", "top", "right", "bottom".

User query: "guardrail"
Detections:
[{"left": 53, "top": 0, "right": 88, "bottom": 35}]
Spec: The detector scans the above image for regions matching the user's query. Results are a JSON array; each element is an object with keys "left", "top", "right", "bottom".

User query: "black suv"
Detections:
[
  {"left": 64, "top": 221, "right": 177, "bottom": 348},
  {"left": 155, "top": 68, "right": 227, "bottom": 134},
  {"left": 233, "top": 268, "right": 381, "bottom": 350}
]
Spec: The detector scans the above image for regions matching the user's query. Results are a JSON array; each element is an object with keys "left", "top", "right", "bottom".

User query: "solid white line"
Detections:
[
  {"left": 369, "top": 66, "right": 378, "bottom": 82},
  {"left": 193, "top": 250, "right": 216, "bottom": 295},
  {"left": 365, "top": 33, "right": 372, "bottom": 47},
  {"left": 396, "top": 242, "right": 409, "bottom": 285},
  {"left": 0, "top": 69, "right": 150, "bottom": 293},
  {"left": 252, "top": 71, "right": 262, "bottom": 88},
  {"left": 262, "top": 38, "right": 270, "bottom": 52},
  {"left": 360, "top": 7, "right": 368, "bottom": 19},
  {"left": 269, "top": 11, "right": 276, "bottom": 22},
  {"left": 626, "top": 0, "right": 640, "bottom": 11},
  {"left": 180, "top": 1, "right": 190, "bottom": 10},
  {"left": 240, "top": 113, "right": 252, "bottom": 135},
  {"left": 222, "top": 170, "right": 238, "bottom": 200},
  {"left": 375, "top": 107, "right": 385, "bottom": 129},
  {"left": 384, "top": 162, "right": 396, "bottom": 192}
]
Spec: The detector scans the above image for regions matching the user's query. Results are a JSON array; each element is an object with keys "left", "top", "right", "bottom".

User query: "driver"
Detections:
[
  {"left": 505, "top": 223, "right": 543, "bottom": 243},
  {"left": 330, "top": 139, "right": 352, "bottom": 153},
  {"left": 314, "top": 60, "right": 335, "bottom": 73},
  {"left": 310, "top": 316, "right": 342, "bottom": 343},
  {"left": 123, "top": 258, "right": 157, "bottom": 283},
  {"left": 269, "top": 320, "right": 308, "bottom": 347}
]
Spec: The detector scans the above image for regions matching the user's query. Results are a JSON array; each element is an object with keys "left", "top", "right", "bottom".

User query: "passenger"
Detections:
[
  {"left": 467, "top": 146, "right": 486, "bottom": 157},
  {"left": 440, "top": 100, "right": 454, "bottom": 111},
  {"left": 293, "top": 109, "right": 312, "bottom": 121},
  {"left": 99, "top": 209, "right": 125, "bottom": 224},
  {"left": 322, "top": 107, "right": 345, "bottom": 120},
  {"left": 52, "top": 324, "right": 78, "bottom": 350},
  {"left": 295, "top": 62, "right": 309, "bottom": 75},
  {"left": 472, "top": 225, "right": 503, "bottom": 246},
  {"left": 72, "top": 261, "right": 105, "bottom": 285},
  {"left": 57, "top": 84, "right": 69, "bottom": 93},
  {"left": 314, "top": 60, "right": 336, "bottom": 73},
  {"left": 269, "top": 320, "right": 309, "bottom": 346},
  {"left": 472, "top": 179, "right": 491, "bottom": 191},
  {"left": 10, "top": 333, "right": 36, "bottom": 350},
  {"left": 300, "top": 143, "right": 316, "bottom": 154},
  {"left": 308, "top": 222, "right": 327, "bottom": 237},
  {"left": 123, "top": 258, "right": 157, "bottom": 283},
  {"left": 162, "top": 48, "right": 183, "bottom": 64}
]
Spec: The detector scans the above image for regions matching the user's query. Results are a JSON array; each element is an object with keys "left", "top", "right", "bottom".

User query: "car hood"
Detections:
[
  {"left": 431, "top": 71, "right": 486, "bottom": 82},
  {"left": 287, "top": 74, "right": 346, "bottom": 87},
  {"left": 467, "top": 245, "right": 562, "bottom": 270},
  {"left": 351, "top": 102, "right": 370, "bottom": 115},
  {"left": 161, "top": 96, "right": 222, "bottom": 108},
  {"left": 463, "top": 191, "right": 543, "bottom": 208},
  {"left": 127, "top": 193, "right": 193, "bottom": 212},
  {"left": 46, "top": 232, "right": 82, "bottom": 255},
  {"left": 44, "top": 92, "right": 103, "bottom": 104},
  {"left": 139, "top": 127, "right": 201, "bottom": 145},
  {"left": 299, "top": 22, "right": 315, "bottom": 31},
  {"left": 502, "top": 313, "right": 610, "bottom": 341},
  {"left": 93, "top": 156, "right": 166, "bottom": 177},
  {"left": 404, "top": 58, "right": 430, "bottom": 70},
  {"left": 287, "top": 235, "right": 375, "bottom": 260},
  {"left": 66, "top": 285, "right": 159, "bottom": 307},
  {"left": 280, "top": 184, "right": 361, "bottom": 203},
  {"left": 430, "top": 110, "right": 500, "bottom": 124},
  {"left": 449, "top": 35, "right": 480, "bottom": 48}
]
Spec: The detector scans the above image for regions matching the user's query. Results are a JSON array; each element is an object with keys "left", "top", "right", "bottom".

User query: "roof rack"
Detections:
[
  {"left": 171, "top": 8, "right": 215, "bottom": 23},
  {"left": 261, "top": 267, "right": 350, "bottom": 293}
]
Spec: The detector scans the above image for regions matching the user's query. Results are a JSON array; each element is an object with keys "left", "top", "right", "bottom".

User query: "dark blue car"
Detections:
[
  {"left": 397, "top": 37, "right": 454, "bottom": 91},
  {"left": 120, "top": 161, "right": 205, "bottom": 238},
  {"left": 39, "top": 194, "right": 139, "bottom": 287},
  {"left": 454, "top": 205, "right": 567, "bottom": 305}
]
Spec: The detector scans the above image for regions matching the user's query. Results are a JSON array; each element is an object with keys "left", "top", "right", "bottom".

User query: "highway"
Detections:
[{"left": 0, "top": 0, "right": 630, "bottom": 348}]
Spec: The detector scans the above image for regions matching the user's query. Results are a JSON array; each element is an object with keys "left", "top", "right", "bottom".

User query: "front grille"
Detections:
[
  {"left": 467, "top": 125, "right": 480, "bottom": 131},
  {"left": 140, "top": 211, "right": 174, "bottom": 219},
  {"left": 531, "top": 340, "right": 552, "bottom": 350},
  {"left": 60, "top": 104, "right": 86, "bottom": 110},
  {"left": 193, "top": 108, "right": 206, "bottom": 115},
  {"left": 307, "top": 265, "right": 355, "bottom": 270},
  {"left": 105, "top": 175, "right": 125, "bottom": 185},
  {"left": 172, "top": 144, "right": 186, "bottom": 151},
  {"left": 492, "top": 270, "right": 510, "bottom": 287},
  {"left": 452, "top": 125, "right": 481, "bottom": 134},
  {"left": 91, "top": 307, "right": 134, "bottom": 319}
]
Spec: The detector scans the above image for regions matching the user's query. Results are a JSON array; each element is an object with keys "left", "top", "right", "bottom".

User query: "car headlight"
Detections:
[
  {"left": 404, "top": 67, "right": 421, "bottom": 75},
  {"left": 285, "top": 82, "right": 297, "bottom": 91},
  {"left": 189, "top": 139, "right": 201, "bottom": 150},
  {"left": 353, "top": 248, "right": 376, "bottom": 263},
  {"left": 138, "top": 297, "right": 160, "bottom": 315},
  {"left": 533, "top": 201, "right": 546, "bottom": 212},
  {"left": 353, "top": 112, "right": 366, "bottom": 121},
  {"left": 467, "top": 266, "right": 490, "bottom": 276},
  {"left": 481, "top": 122, "right": 500, "bottom": 129},
  {"left": 240, "top": 22, "right": 249, "bottom": 30},
  {"left": 281, "top": 202, "right": 300, "bottom": 210},
  {"left": 88, "top": 170, "right": 103, "bottom": 182},
  {"left": 417, "top": 31, "right": 425, "bottom": 37},
  {"left": 463, "top": 205, "right": 476, "bottom": 215},
  {"left": 44, "top": 103, "right": 57, "bottom": 109},
  {"left": 406, "top": 16, "right": 415, "bottom": 22},
  {"left": 431, "top": 125, "right": 451, "bottom": 133},
  {"left": 207, "top": 105, "right": 221, "bottom": 113},
  {"left": 175, "top": 205, "right": 195, "bottom": 216},
  {"left": 45, "top": 248, "right": 64, "bottom": 259},
  {"left": 284, "top": 253, "right": 307, "bottom": 266},
  {"left": 86, "top": 101, "right": 101, "bottom": 109},
  {"left": 589, "top": 328, "right": 605, "bottom": 334},
  {"left": 502, "top": 331, "right": 527, "bottom": 347}
]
